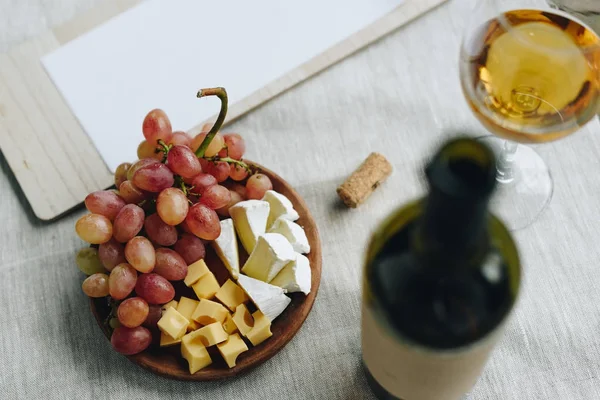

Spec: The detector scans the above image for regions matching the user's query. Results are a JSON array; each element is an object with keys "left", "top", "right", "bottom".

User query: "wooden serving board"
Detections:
[
  {"left": 90, "top": 162, "right": 322, "bottom": 380},
  {"left": 0, "top": 0, "right": 447, "bottom": 221}
]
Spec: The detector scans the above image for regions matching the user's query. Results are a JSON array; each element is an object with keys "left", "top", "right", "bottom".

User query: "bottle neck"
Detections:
[{"left": 415, "top": 188, "right": 490, "bottom": 260}]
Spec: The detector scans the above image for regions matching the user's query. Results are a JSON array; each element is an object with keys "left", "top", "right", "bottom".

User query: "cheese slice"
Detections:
[
  {"left": 271, "top": 253, "right": 311, "bottom": 295},
  {"left": 223, "top": 313, "right": 238, "bottom": 334},
  {"left": 229, "top": 200, "right": 270, "bottom": 253},
  {"left": 211, "top": 219, "right": 239, "bottom": 279},
  {"left": 246, "top": 310, "right": 273, "bottom": 346},
  {"left": 184, "top": 259, "right": 210, "bottom": 287},
  {"left": 217, "top": 333, "right": 248, "bottom": 368},
  {"left": 237, "top": 274, "right": 291, "bottom": 321},
  {"left": 262, "top": 190, "right": 299, "bottom": 229},
  {"left": 231, "top": 304, "right": 254, "bottom": 336},
  {"left": 177, "top": 296, "right": 200, "bottom": 332},
  {"left": 158, "top": 306, "right": 189, "bottom": 340},
  {"left": 181, "top": 334, "right": 212, "bottom": 374},
  {"left": 241, "top": 233, "right": 295, "bottom": 282},
  {"left": 215, "top": 279, "right": 249, "bottom": 311},
  {"left": 268, "top": 218, "right": 310, "bottom": 254}
]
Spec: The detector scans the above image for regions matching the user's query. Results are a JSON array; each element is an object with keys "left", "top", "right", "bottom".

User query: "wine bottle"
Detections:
[{"left": 362, "top": 138, "right": 521, "bottom": 400}]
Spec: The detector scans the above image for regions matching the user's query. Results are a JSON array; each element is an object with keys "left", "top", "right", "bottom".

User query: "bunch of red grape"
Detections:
[{"left": 75, "top": 100, "right": 273, "bottom": 355}]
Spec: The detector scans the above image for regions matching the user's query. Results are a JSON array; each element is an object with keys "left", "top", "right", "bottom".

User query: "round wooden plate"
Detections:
[{"left": 90, "top": 162, "right": 322, "bottom": 380}]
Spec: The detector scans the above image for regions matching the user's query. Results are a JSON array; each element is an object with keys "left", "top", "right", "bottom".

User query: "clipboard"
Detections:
[{"left": 0, "top": 0, "right": 447, "bottom": 221}]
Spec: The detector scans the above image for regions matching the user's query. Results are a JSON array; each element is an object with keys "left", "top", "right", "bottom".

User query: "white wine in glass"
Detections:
[{"left": 460, "top": 0, "right": 600, "bottom": 230}]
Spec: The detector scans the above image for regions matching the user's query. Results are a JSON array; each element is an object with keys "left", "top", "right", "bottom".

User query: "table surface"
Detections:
[{"left": 2, "top": 0, "right": 600, "bottom": 399}]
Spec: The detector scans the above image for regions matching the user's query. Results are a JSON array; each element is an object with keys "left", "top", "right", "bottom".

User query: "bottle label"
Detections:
[{"left": 362, "top": 303, "right": 505, "bottom": 400}]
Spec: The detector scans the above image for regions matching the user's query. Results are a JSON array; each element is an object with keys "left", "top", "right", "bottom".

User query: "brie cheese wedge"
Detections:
[
  {"left": 241, "top": 233, "right": 296, "bottom": 282},
  {"left": 271, "top": 253, "right": 311, "bottom": 295},
  {"left": 211, "top": 219, "right": 239, "bottom": 279},
  {"left": 262, "top": 190, "right": 299, "bottom": 229},
  {"left": 229, "top": 200, "right": 270, "bottom": 254},
  {"left": 237, "top": 274, "right": 291, "bottom": 321},
  {"left": 268, "top": 218, "right": 310, "bottom": 254}
]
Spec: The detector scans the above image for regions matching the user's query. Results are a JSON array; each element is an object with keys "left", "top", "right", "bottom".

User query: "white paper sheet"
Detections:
[{"left": 42, "top": 0, "right": 405, "bottom": 171}]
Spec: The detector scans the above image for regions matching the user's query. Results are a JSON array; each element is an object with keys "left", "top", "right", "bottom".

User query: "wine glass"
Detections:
[{"left": 459, "top": 0, "right": 600, "bottom": 230}]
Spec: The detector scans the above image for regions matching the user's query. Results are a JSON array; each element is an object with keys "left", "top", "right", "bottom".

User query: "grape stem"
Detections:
[
  {"left": 156, "top": 139, "right": 172, "bottom": 162},
  {"left": 204, "top": 156, "right": 252, "bottom": 173},
  {"left": 195, "top": 87, "right": 228, "bottom": 158}
]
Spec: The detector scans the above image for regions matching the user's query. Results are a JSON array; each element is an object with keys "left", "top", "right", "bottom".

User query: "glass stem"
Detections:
[{"left": 496, "top": 140, "right": 518, "bottom": 184}]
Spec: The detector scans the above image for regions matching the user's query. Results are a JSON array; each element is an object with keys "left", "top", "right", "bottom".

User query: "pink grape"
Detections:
[
  {"left": 108, "top": 263, "right": 138, "bottom": 300},
  {"left": 191, "top": 133, "right": 224, "bottom": 157},
  {"left": 246, "top": 173, "right": 273, "bottom": 200},
  {"left": 143, "top": 305, "right": 162, "bottom": 328},
  {"left": 173, "top": 234, "right": 206, "bottom": 264},
  {"left": 84, "top": 190, "right": 126, "bottom": 221},
  {"left": 190, "top": 173, "right": 217, "bottom": 195},
  {"left": 142, "top": 109, "right": 172, "bottom": 144},
  {"left": 218, "top": 133, "right": 246, "bottom": 160},
  {"left": 169, "top": 131, "right": 192, "bottom": 147},
  {"left": 127, "top": 158, "right": 160, "bottom": 181},
  {"left": 114, "top": 162, "right": 132, "bottom": 187},
  {"left": 201, "top": 160, "right": 230, "bottom": 182},
  {"left": 132, "top": 163, "right": 175, "bottom": 192},
  {"left": 185, "top": 203, "right": 221, "bottom": 240},
  {"left": 154, "top": 248, "right": 188, "bottom": 281},
  {"left": 229, "top": 164, "right": 249, "bottom": 181},
  {"left": 199, "top": 184, "right": 231, "bottom": 209},
  {"left": 113, "top": 204, "right": 145, "bottom": 243},
  {"left": 135, "top": 273, "right": 175, "bottom": 304},
  {"left": 166, "top": 145, "right": 202, "bottom": 178},
  {"left": 82, "top": 273, "right": 110, "bottom": 297},
  {"left": 75, "top": 214, "right": 113, "bottom": 244},
  {"left": 117, "top": 297, "right": 149, "bottom": 328},
  {"left": 156, "top": 188, "right": 189, "bottom": 226},
  {"left": 144, "top": 213, "right": 178, "bottom": 246},
  {"left": 224, "top": 181, "right": 248, "bottom": 199},
  {"left": 124, "top": 236, "right": 156, "bottom": 273},
  {"left": 178, "top": 219, "right": 193, "bottom": 234},
  {"left": 137, "top": 140, "right": 163, "bottom": 161},
  {"left": 216, "top": 190, "right": 243, "bottom": 217},
  {"left": 111, "top": 326, "right": 152, "bottom": 355},
  {"left": 98, "top": 239, "right": 126, "bottom": 271},
  {"left": 118, "top": 181, "right": 147, "bottom": 204}
]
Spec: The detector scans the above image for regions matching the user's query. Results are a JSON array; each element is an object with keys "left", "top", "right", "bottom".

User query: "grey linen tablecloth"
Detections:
[{"left": 2, "top": 0, "right": 600, "bottom": 399}]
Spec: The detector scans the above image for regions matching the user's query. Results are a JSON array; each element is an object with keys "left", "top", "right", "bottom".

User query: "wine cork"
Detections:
[{"left": 337, "top": 153, "right": 392, "bottom": 208}]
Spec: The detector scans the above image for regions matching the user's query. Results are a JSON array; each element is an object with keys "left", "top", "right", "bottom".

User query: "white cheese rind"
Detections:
[
  {"left": 211, "top": 219, "right": 239, "bottom": 279},
  {"left": 268, "top": 218, "right": 310, "bottom": 254},
  {"left": 241, "top": 233, "right": 296, "bottom": 282},
  {"left": 271, "top": 253, "right": 311, "bottom": 295},
  {"left": 229, "top": 200, "right": 270, "bottom": 254},
  {"left": 262, "top": 190, "right": 299, "bottom": 229},
  {"left": 237, "top": 274, "right": 291, "bottom": 321}
]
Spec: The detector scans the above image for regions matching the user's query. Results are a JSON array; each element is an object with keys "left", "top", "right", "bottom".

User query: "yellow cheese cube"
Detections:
[
  {"left": 246, "top": 310, "right": 272, "bottom": 346},
  {"left": 188, "top": 322, "right": 229, "bottom": 347},
  {"left": 188, "top": 320, "right": 201, "bottom": 332},
  {"left": 181, "top": 334, "right": 212, "bottom": 374},
  {"left": 232, "top": 304, "right": 254, "bottom": 336},
  {"left": 161, "top": 300, "right": 179, "bottom": 311},
  {"left": 177, "top": 296, "right": 200, "bottom": 331},
  {"left": 157, "top": 306, "right": 189, "bottom": 340},
  {"left": 215, "top": 279, "right": 249, "bottom": 311},
  {"left": 223, "top": 313, "right": 238, "bottom": 334},
  {"left": 192, "top": 272, "right": 220, "bottom": 299},
  {"left": 192, "top": 299, "right": 229, "bottom": 325},
  {"left": 217, "top": 333, "right": 248, "bottom": 368},
  {"left": 184, "top": 259, "right": 210, "bottom": 287},
  {"left": 160, "top": 331, "right": 181, "bottom": 347}
]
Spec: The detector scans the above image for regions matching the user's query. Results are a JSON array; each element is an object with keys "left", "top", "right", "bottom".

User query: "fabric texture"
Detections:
[{"left": 2, "top": 0, "right": 600, "bottom": 399}]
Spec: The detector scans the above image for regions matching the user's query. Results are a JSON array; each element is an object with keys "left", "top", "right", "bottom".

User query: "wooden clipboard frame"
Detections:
[{"left": 0, "top": 0, "right": 447, "bottom": 221}]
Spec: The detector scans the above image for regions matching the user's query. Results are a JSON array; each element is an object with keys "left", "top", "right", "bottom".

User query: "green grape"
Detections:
[
  {"left": 109, "top": 317, "right": 121, "bottom": 329},
  {"left": 75, "top": 247, "right": 106, "bottom": 275}
]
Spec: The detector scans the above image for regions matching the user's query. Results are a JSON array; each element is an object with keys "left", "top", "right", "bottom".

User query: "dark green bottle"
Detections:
[{"left": 362, "top": 138, "right": 520, "bottom": 400}]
